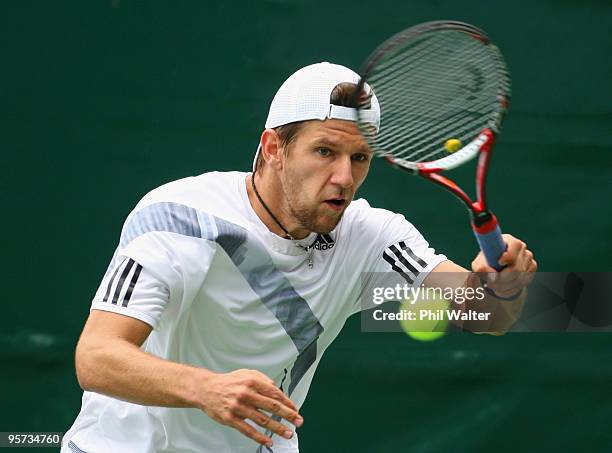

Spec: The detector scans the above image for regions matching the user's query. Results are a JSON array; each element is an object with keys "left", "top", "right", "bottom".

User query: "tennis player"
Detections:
[{"left": 62, "top": 62, "right": 536, "bottom": 453}]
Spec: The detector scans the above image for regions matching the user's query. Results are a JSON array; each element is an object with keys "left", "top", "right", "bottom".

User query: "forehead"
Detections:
[{"left": 298, "top": 119, "right": 370, "bottom": 152}]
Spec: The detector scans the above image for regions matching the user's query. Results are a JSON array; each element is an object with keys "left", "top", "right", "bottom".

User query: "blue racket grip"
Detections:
[{"left": 472, "top": 214, "right": 507, "bottom": 272}]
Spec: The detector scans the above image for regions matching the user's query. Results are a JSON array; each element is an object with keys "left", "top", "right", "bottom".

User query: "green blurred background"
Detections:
[{"left": 2, "top": 0, "right": 612, "bottom": 451}]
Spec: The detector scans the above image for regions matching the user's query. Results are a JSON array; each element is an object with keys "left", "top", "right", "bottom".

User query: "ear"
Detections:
[{"left": 260, "top": 129, "right": 284, "bottom": 171}]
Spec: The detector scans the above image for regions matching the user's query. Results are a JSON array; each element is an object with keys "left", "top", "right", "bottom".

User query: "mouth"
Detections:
[{"left": 323, "top": 198, "right": 347, "bottom": 212}]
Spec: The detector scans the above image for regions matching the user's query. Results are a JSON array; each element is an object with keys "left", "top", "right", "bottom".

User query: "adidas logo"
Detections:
[{"left": 309, "top": 234, "right": 335, "bottom": 251}]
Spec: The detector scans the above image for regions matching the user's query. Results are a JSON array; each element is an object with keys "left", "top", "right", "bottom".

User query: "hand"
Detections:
[
  {"left": 197, "top": 368, "right": 303, "bottom": 448},
  {"left": 471, "top": 234, "right": 537, "bottom": 298}
]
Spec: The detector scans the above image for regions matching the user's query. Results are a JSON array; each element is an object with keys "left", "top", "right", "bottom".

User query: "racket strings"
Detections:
[
  {"left": 386, "top": 108, "right": 488, "bottom": 162},
  {"left": 369, "top": 35, "right": 460, "bottom": 92},
  {"left": 373, "top": 39, "right": 497, "bottom": 120},
  {"left": 374, "top": 61, "right": 497, "bottom": 144},
  {"left": 379, "top": 88, "right": 497, "bottom": 159},
  {"left": 361, "top": 29, "right": 508, "bottom": 164},
  {"left": 372, "top": 94, "right": 494, "bottom": 161},
  {"left": 370, "top": 31, "right": 486, "bottom": 94},
  {"left": 376, "top": 51, "right": 498, "bottom": 113},
  {"left": 372, "top": 29, "right": 458, "bottom": 76},
  {"left": 373, "top": 85, "right": 499, "bottom": 160}
]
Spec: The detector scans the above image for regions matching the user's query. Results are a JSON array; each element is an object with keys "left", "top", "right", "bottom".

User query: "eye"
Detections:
[
  {"left": 317, "top": 147, "right": 332, "bottom": 157},
  {"left": 352, "top": 153, "right": 369, "bottom": 162}
]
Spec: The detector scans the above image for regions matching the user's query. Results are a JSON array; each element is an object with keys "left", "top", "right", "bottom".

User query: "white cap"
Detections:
[{"left": 253, "top": 62, "right": 380, "bottom": 171}]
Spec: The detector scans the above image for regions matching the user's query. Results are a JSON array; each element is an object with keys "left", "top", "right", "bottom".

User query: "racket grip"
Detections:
[{"left": 471, "top": 213, "right": 506, "bottom": 272}]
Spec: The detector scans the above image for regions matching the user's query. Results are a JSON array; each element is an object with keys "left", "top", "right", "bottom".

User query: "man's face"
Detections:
[{"left": 278, "top": 119, "right": 373, "bottom": 234}]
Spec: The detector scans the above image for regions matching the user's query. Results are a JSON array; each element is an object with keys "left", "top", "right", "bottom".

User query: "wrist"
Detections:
[
  {"left": 183, "top": 366, "right": 217, "bottom": 410},
  {"left": 479, "top": 278, "right": 524, "bottom": 301}
]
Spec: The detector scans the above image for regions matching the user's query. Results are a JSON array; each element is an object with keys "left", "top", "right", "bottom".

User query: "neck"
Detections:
[{"left": 246, "top": 172, "right": 311, "bottom": 240}]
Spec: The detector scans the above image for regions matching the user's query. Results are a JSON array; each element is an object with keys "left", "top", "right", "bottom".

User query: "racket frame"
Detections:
[
  {"left": 384, "top": 128, "right": 496, "bottom": 218},
  {"left": 356, "top": 21, "right": 511, "bottom": 270}
]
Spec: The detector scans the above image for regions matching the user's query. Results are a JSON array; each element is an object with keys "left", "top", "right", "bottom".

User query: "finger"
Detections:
[
  {"left": 251, "top": 370, "right": 277, "bottom": 386},
  {"left": 248, "top": 393, "right": 303, "bottom": 427},
  {"left": 472, "top": 254, "right": 497, "bottom": 274},
  {"left": 498, "top": 250, "right": 516, "bottom": 267},
  {"left": 526, "top": 251, "right": 537, "bottom": 272},
  {"left": 254, "top": 382, "right": 299, "bottom": 412},
  {"left": 499, "top": 237, "right": 525, "bottom": 266},
  {"left": 501, "top": 234, "right": 525, "bottom": 251},
  {"left": 516, "top": 250, "right": 536, "bottom": 274},
  {"left": 229, "top": 416, "right": 273, "bottom": 448},
  {"left": 475, "top": 263, "right": 498, "bottom": 274},
  {"left": 237, "top": 372, "right": 298, "bottom": 413},
  {"left": 484, "top": 263, "right": 518, "bottom": 284},
  {"left": 243, "top": 408, "right": 295, "bottom": 439}
]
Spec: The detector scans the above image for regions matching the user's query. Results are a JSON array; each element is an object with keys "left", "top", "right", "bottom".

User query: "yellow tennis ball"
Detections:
[
  {"left": 444, "top": 138, "right": 462, "bottom": 153},
  {"left": 398, "top": 294, "right": 450, "bottom": 342}
]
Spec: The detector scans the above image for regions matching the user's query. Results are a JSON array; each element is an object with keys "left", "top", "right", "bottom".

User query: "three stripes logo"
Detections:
[
  {"left": 102, "top": 258, "right": 143, "bottom": 307},
  {"left": 382, "top": 241, "right": 427, "bottom": 284}
]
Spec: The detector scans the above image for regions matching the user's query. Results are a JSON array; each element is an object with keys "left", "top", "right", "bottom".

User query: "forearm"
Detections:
[{"left": 76, "top": 337, "right": 210, "bottom": 409}]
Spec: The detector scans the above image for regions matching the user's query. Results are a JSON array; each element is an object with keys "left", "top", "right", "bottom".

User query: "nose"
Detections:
[{"left": 329, "top": 155, "right": 354, "bottom": 189}]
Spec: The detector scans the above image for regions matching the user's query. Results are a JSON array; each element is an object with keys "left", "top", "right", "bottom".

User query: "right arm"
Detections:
[{"left": 75, "top": 309, "right": 303, "bottom": 448}]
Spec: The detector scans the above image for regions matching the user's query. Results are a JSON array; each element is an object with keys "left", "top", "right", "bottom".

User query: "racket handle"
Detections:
[{"left": 471, "top": 212, "right": 507, "bottom": 272}]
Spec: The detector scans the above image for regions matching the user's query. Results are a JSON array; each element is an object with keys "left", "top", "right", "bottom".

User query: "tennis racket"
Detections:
[{"left": 355, "top": 21, "right": 511, "bottom": 271}]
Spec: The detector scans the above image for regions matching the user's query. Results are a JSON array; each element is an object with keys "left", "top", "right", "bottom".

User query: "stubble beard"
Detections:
[{"left": 281, "top": 170, "right": 346, "bottom": 235}]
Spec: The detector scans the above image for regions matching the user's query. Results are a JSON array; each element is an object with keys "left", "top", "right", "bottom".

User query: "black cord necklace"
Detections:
[{"left": 250, "top": 173, "right": 313, "bottom": 267}]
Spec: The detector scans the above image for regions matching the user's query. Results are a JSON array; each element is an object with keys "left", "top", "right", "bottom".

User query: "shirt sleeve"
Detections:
[
  {"left": 373, "top": 213, "right": 447, "bottom": 286},
  {"left": 351, "top": 208, "right": 448, "bottom": 314},
  {"left": 89, "top": 201, "right": 218, "bottom": 329},
  {"left": 91, "top": 256, "right": 170, "bottom": 329}
]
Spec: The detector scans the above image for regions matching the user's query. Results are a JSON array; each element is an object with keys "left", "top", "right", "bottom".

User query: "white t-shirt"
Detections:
[{"left": 62, "top": 171, "right": 446, "bottom": 453}]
